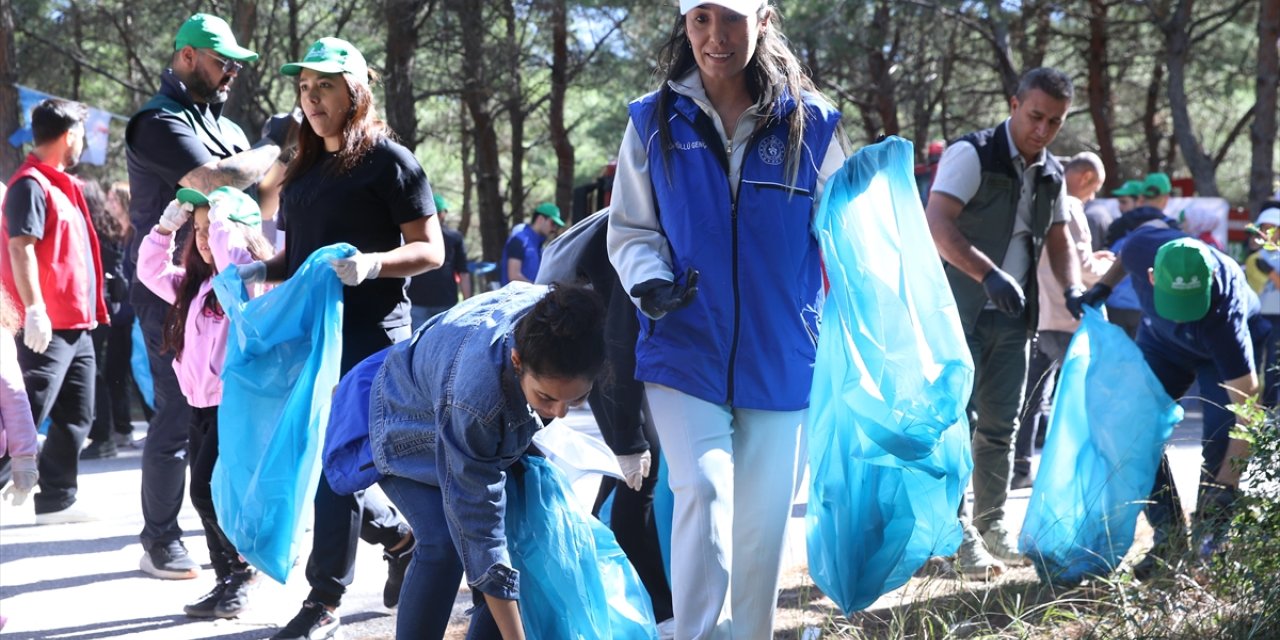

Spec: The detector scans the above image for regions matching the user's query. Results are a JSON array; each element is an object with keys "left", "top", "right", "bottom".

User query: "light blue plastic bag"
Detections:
[
  {"left": 807, "top": 136, "right": 974, "bottom": 615},
  {"left": 1019, "top": 306, "right": 1183, "bottom": 585},
  {"left": 506, "top": 455, "right": 658, "bottom": 640},
  {"left": 211, "top": 243, "right": 351, "bottom": 583}
]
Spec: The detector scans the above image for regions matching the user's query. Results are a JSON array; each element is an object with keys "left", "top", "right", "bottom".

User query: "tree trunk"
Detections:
[
  {"left": 383, "top": 0, "right": 424, "bottom": 149},
  {"left": 460, "top": 100, "right": 474, "bottom": 238},
  {"left": 983, "top": 0, "right": 1020, "bottom": 98},
  {"left": 224, "top": 0, "right": 260, "bottom": 133},
  {"left": 0, "top": 0, "right": 21, "bottom": 178},
  {"left": 1250, "top": 0, "right": 1280, "bottom": 211},
  {"left": 1162, "top": 0, "right": 1220, "bottom": 197},
  {"left": 548, "top": 0, "right": 575, "bottom": 222},
  {"left": 457, "top": 0, "right": 506, "bottom": 262},
  {"left": 1143, "top": 61, "right": 1164, "bottom": 173},
  {"left": 866, "top": 1, "right": 900, "bottom": 136},
  {"left": 502, "top": 0, "right": 526, "bottom": 228},
  {"left": 1086, "top": 0, "right": 1119, "bottom": 191}
]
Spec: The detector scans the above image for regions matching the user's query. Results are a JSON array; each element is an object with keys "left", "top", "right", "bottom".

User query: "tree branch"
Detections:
[
  {"left": 1212, "top": 103, "right": 1255, "bottom": 169},
  {"left": 17, "top": 25, "right": 150, "bottom": 97}
]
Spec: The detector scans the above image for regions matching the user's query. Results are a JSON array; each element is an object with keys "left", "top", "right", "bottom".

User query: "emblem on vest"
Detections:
[
  {"left": 671, "top": 139, "right": 708, "bottom": 152},
  {"left": 758, "top": 135, "right": 785, "bottom": 166}
]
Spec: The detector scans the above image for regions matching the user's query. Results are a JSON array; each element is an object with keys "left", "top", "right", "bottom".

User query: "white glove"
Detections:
[
  {"left": 237, "top": 261, "right": 267, "bottom": 285},
  {"left": 617, "top": 450, "right": 652, "bottom": 492},
  {"left": 23, "top": 303, "right": 52, "bottom": 354},
  {"left": 2, "top": 455, "right": 38, "bottom": 506},
  {"left": 157, "top": 199, "right": 192, "bottom": 233},
  {"left": 330, "top": 252, "right": 383, "bottom": 287}
]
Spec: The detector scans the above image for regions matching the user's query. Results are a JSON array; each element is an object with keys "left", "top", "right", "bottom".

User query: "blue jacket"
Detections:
[
  {"left": 624, "top": 89, "right": 840, "bottom": 410},
  {"left": 367, "top": 283, "right": 549, "bottom": 600}
]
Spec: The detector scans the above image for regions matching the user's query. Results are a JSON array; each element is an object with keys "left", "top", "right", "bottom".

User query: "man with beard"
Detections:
[
  {"left": 125, "top": 13, "right": 288, "bottom": 580},
  {"left": 1, "top": 99, "right": 108, "bottom": 524}
]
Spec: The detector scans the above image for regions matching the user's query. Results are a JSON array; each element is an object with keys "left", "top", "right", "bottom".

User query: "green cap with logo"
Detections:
[
  {"left": 1153, "top": 237, "right": 1212, "bottom": 322},
  {"left": 176, "top": 186, "right": 262, "bottom": 228},
  {"left": 1144, "top": 172, "right": 1172, "bottom": 197},
  {"left": 1113, "top": 179, "right": 1145, "bottom": 197},
  {"left": 433, "top": 194, "right": 450, "bottom": 213},
  {"left": 534, "top": 202, "right": 566, "bottom": 227},
  {"left": 281, "top": 37, "right": 368, "bottom": 85},
  {"left": 174, "top": 14, "right": 259, "bottom": 62}
]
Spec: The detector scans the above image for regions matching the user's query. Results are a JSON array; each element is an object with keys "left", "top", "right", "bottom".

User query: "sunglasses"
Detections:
[{"left": 203, "top": 50, "right": 244, "bottom": 74}]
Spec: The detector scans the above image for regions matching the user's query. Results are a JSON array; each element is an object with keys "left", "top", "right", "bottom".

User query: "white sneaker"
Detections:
[
  {"left": 981, "top": 521, "right": 1029, "bottom": 566},
  {"left": 34, "top": 504, "right": 98, "bottom": 525},
  {"left": 955, "top": 524, "right": 1006, "bottom": 579}
]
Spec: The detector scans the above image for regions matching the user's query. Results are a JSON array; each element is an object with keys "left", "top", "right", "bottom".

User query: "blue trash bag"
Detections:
[
  {"left": 506, "top": 455, "right": 658, "bottom": 640},
  {"left": 210, "top": 243, "right": 351, "bottom": 583},
  {"left": 806, "top": 136, "right": 974, "bottom": 615},
  {"left": 130, "top": 317, "right": 154, "bottom": 410},
  {"left": 1019, "top": 306, "right": 1183, "bottom": 585}
]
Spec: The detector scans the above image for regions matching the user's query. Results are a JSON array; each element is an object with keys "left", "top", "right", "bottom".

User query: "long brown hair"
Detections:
[
  {"left": 653, "top": 3, "right": 824, "bottom": 186},
  {"left": 283, "top": 72, "right": 391, "bottom": 184},
  {"left": 162, "top": 216, "right": 275, "bottom": 358}
]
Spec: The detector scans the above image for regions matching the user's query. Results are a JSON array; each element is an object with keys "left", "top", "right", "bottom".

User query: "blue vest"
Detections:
[{"left": 627, "top": 88, "right": 840, "bottom": 410}]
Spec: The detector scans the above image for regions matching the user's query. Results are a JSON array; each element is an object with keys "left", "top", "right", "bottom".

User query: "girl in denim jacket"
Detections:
[
  {"left": 136, "top": 186, "right": 273, "bottom": 619},
  {"left": 326, "top": 283, "right": 606, "bottom": 639}
]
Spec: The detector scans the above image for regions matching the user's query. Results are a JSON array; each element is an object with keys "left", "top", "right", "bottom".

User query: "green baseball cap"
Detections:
[
  {"left": 1144, "top": 172, "right": 1172, "bottom": 197},
  {"left": 280, "top": 37, "right": 368, "bottom": 85},
  {"left": 1153, "top": 237, "right": 1212, "bottom": 322},
  {"left": 176, "top": 186, "right": 262, "bottom": 228},
  {"left": 174, "top": 14, "right": 259, "bottom": 62},
  {"left": 1113, "top": 179, "right": 1144, "bottom": 197},
  {"left": 433, "top": 194, "right": 450, "bottom": 213},
  {"left": 534, "top": 202, "right": 565, "bottom": 227}
]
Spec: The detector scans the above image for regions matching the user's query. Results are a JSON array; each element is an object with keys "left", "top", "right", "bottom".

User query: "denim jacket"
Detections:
[{"left": 368, "top": 282, "right": 547, "bottom": 600}]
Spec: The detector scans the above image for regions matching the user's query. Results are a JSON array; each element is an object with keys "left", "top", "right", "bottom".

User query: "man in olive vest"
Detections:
[{"left": 925, "top": 67, "right": 1085, "bottom": 579}]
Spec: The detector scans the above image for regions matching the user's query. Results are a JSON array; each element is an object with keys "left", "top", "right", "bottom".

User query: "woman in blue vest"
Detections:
[{"left": 606, "top": 1, "right": 845, "bottom": 637}]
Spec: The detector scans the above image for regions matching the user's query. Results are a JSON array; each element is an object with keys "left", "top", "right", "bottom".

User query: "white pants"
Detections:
[{"left": 646, "top": 383, "right": 805, "bottom": 640}]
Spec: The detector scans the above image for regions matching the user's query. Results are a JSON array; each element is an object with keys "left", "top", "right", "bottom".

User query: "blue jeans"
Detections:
[{"left": 379, "top": 475, "right": 500, "bottom": 640}]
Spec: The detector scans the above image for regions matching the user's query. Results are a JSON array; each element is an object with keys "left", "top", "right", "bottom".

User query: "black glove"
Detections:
[
  {"left": 1065, "top": 286, "right": 1087, "bottom": 320},
  {"left": 1079, "top": 282, "right": 1112, "bottom": 309},
  {"left": 981, "top": 268, "right": 1025, "bottom": 318},
  {"left": 629, "top": 268, "right": 699, "bottom": 319},
  {"left": 261, "top": 109, "right": 302, "bottom": 150},
  {"left": 1257, "top": 257, "right": 1275, "bottom": 275}
]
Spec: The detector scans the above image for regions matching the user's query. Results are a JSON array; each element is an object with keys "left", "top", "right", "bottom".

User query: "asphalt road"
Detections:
[{"left": 0, "top": 402, "right": 1209, "bottom": 640}]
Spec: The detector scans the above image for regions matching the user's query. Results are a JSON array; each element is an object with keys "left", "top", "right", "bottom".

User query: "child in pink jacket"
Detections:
[
  {"left": 1, "top": 285, "right": 39, "bottom": 504},
  {"left": 137, "top": 186, "right": 273, "bottom": 620}
]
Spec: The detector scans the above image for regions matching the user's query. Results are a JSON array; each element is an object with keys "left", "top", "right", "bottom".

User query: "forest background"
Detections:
[{"left": 0, "top": 0, "right": 1275, "bottom": 263}]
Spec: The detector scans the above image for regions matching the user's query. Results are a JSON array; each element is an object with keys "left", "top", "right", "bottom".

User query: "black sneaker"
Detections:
[
  {"left": 383, "top": 533, "right": 415, "bottom": 608},
  {"left": 80, "top": 439, "right": 118, "bottom": 460},
  {"left": 139, "top": 540, "right": 200, "bottom": 580},
  {"left": 183, "top": 579, "right": 229, "bottom": 618},
  {"left": 272, "top": 600, "right": 339, "bottom": 640},
  {"left": 214, "top": 567, "right": 257, "bottom": 618}
]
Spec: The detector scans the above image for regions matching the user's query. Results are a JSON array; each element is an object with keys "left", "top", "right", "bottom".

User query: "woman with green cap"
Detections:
[{"left": 243, "top": 37, "right": 445, "bottom": 640}]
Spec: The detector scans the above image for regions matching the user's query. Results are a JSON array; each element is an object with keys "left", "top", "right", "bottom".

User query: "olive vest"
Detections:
[{"left": 943, "top": 124, "right": 1063, "bottom": 334}]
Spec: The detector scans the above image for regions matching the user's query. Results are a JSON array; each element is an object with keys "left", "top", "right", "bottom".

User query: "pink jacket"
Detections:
[
  {"left": 137, "top": 212, "right": 267, "bottom": 408},
  {"left": 0, "top": 326, "right": 38, "bottom": 458}
]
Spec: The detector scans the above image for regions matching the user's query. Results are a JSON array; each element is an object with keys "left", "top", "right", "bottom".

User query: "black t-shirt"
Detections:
[
  {"left": 407, "top": 226, "right": 467, "bottom": 309},
  {"left": 3, "top": 177, "right": 48, "bottom": 239},
  {"left": 279, "top": 138, "right": 436, "bottom": 330}
]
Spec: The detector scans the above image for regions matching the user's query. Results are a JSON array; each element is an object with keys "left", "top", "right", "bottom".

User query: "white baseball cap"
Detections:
[
  {"left": 680, "top": 0, "right": 766, "bottom": 16},
  {"left": 1258, "top": 207, "right": 1280, "bottom": 228}
]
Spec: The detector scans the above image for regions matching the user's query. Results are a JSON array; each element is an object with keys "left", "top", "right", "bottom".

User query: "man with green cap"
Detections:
[
  {"left": 1081, "top": 223, "right": 1268, "bottom": 579},
  {"left": 125, "top": 13, "right": 291, "bottom": 581},
  {"left": 500, "top": 201, "right": 566, "bottom": 286},
  {"left": 1111, "top": 179, "right": 1145, "bottom": 215},
  {"left": 406, "top": 194, "right": 471, "bottom": 325},
  {"left": 1142, "top": 172, "right": 1174, "bottom": 210}
]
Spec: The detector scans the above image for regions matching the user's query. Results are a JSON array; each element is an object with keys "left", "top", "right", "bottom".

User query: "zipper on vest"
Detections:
[{"left": 727, "top": 194, "right": 741, "bottom": 404}]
